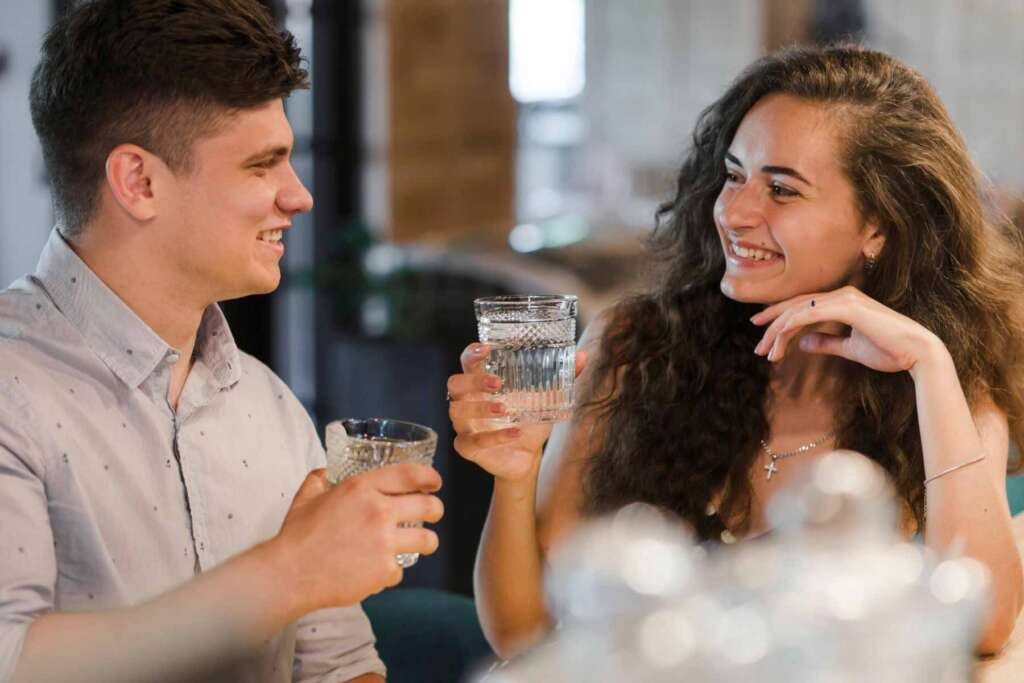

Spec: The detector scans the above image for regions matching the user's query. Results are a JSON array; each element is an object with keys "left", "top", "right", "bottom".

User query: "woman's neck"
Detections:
[{"left": 767, "top": 325, "right": 848, "bottom": 407}]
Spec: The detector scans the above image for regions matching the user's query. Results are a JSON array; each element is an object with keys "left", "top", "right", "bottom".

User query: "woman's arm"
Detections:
[
  {"left": 474, "top": 393, "right": 597, "bottom": 659},
  {"left": 911, "top": 340, "right": 1023, "bottom": 655},
  {"left": 451, "top": 319, "right": 606, "bottom": 658},
  {"left": 752, "top": 286, "right": 1024, "bottom": 654}
]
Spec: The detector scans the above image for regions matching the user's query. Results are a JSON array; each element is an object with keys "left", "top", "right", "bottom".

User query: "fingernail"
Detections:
[
  {"left": 472, "top": 344, "right": 486, "bottom": 355},
  {"left": 485, "top": 377, "right": 502, "bottom": 390},
  {"left": 490, "top": 403, "right": 505, "bottom": 414}
]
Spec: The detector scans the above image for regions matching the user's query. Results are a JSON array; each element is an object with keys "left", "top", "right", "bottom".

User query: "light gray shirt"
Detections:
[{"left": 0, "top": 230, "right": 385, "bottom": 682}]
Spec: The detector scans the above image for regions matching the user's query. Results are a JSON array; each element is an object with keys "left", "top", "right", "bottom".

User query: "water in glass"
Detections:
[
  {"left": 325, "top": 419, "right": 437, "bottom": 568},
  {"left": 475, "top": 295, "right": 578, "bottom": 423}
]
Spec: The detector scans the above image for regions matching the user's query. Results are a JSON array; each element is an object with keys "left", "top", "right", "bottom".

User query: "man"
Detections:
[{"left": 0, "top": 1, "right": 443, "bottom": 681}]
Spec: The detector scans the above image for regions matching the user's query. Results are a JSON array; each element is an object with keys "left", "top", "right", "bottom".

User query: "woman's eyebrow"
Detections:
[
  {"left": 725, "top": 151, "right": 813, "bottom": 187},
  {"left": 762, "top": 164, "right": 812, "bottom": 186}
]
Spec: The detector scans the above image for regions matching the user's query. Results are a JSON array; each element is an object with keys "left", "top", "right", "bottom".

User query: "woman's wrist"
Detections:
[
  {"left": 493, "top": 463, "right": 541, "bottom": 504},
  {"left": 908, "top": 332, "right": 954, "bottom": 383}
]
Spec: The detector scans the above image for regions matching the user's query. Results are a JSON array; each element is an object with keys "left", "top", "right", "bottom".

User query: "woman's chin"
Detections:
[{"left": 720, "top": 278, "right": 778, "bottom": 305}]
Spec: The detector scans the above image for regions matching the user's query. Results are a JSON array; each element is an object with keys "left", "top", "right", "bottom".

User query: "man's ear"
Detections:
[{"left": 104, "top": 144, "right": 164, "bottom": 222}]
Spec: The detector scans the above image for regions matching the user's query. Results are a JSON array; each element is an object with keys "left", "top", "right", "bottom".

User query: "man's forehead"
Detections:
[{"left": 195, "top": 100, "right": 294, "bottom": 156}]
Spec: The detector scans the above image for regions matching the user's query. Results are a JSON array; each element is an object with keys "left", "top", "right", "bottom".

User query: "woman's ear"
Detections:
[
  {"left": 863, "top": 221, "right": 886, "bottom": 261},
  {"left": 103, "top": 144, "right": 161, "bottom": 222}
]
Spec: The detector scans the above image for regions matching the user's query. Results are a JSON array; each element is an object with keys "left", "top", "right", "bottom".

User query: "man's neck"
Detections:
[{"left": 68, "top": 227, "right": 207, "bottom": 410}]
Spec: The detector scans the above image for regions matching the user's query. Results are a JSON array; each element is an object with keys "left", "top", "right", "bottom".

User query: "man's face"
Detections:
[{"left": 158, "top": 99, "right": 312, "bottom": 303}]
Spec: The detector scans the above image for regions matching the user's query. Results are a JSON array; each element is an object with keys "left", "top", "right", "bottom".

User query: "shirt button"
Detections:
[{"left": 166, "top": 353, "right": 180, "bottom": 364}]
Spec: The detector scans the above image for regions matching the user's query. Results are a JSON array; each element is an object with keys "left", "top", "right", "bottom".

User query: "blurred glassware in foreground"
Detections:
[
  {"left": 475, "top": 450, "right": 989, "bottom": 682},
  {"left": 475, "top": 295, "right": 578, "bottom": 423},
  {"left": 325, "top": 418, "right": 437, "bottom": 567}
]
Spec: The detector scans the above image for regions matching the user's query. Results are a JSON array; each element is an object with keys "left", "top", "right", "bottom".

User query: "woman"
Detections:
[{"left": 446, "top": 44, "right": 1024, "bottom": 658}]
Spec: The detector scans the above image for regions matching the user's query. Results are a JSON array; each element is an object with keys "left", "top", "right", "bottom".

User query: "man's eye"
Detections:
[{"left": 253, "top": 159, "right": 275, "bottom": 170}]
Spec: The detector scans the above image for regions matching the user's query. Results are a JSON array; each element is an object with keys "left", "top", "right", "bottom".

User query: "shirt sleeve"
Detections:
[
  {"left": 0, "top": 403, "right": 56, "bottom": 683},
  {"left": 292, "top": 605, "right": 387, "bottom": 682}
]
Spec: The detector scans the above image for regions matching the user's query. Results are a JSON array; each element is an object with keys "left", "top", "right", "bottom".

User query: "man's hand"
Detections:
[{"left": 269, "top": 465, "right": 444, "bottom": 615}]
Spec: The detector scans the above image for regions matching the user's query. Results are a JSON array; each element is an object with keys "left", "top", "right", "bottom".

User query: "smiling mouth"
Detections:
[
  {"left": 728, "top": 242, "right": 782, "bottom": 263},
  {"left": 257, "top": 229, "right": 284, "bottom": 243}
]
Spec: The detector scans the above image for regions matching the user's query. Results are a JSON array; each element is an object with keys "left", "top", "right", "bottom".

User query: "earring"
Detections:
[{"left": 864, "top": 253, "right": 877, "bottom": 272}]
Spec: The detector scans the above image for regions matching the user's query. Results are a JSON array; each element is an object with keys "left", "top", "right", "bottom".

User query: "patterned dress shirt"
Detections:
[{"left": 0, "top": 229, "right": 385, "bottom": 682}]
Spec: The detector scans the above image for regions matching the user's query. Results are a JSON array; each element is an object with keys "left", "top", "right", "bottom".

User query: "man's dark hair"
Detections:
[{"left": 30, "top": 0, "right": 309, "bottom": 238}]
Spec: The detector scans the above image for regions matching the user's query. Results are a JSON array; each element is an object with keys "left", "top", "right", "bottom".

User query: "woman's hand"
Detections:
[
  {"left": 750, "top": 285, "right": 943, "bottom": 375},
  {"left": 447, "top": 344, "right": 586, "bottom": 483}
]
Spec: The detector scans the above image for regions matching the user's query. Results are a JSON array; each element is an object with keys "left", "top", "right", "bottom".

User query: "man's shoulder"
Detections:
[
  {"left": 236, "top": 349, "right": 282, "bottom": 386},
  {"left": 0, "top": 276, "right": 44, "bottom": 341},
  {"left": 0, "top": 282, "right": 52, "bottom": 425},
  {"left": 235, "top": 350, "right": 302, "bottom": 406},
  {"left": 0, "top": 278, "right": 56, "bottom": 390},
  {"left": 232, "top": 350, "right": 320, "bottom": 454}
]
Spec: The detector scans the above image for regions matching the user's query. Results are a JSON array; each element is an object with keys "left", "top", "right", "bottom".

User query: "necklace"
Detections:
[{"left": 760, "top": 432, "right": 834, "bottom": 480}]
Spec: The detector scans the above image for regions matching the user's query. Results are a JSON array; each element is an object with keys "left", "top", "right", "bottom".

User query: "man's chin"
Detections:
[{"left": 221, "top": 275, "right": 280, "bottom": 302}]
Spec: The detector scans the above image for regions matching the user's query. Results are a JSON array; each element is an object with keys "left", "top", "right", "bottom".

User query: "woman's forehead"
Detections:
[{"left": 729, "top": 94, "right": 844, "bottom": 184}]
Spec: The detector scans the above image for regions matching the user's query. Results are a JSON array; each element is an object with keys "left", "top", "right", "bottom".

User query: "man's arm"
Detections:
[
  {"left": 291, "top": 606, "right": 387, "bottom": 682},
  {"left": 10, "top": 466, "right": 441, "bottom": 682},
  {"left": 13, "top": 542, "right": 296, "bottom": 682}
]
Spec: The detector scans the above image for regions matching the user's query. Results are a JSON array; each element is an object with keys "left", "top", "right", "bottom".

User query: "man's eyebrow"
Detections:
[
  {"left": 725, "top": 151, "right": 813, "bottom": 187},
  {"left": 241, "top": 145, "right": 290, "bottom": 165}
]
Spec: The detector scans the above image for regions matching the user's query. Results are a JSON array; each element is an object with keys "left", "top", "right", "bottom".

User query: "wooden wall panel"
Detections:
[
  {"left": 763, "top": 0, "right": 812, "bottom": 52},
  {"left": 387, "top": 0, "right": 517, "bottom": 245}
]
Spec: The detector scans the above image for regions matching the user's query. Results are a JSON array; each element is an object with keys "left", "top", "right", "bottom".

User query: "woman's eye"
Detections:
[
  {"left": 724, "top": 171, "right": 742, "bottom": 183},
  {"left": 770, "top": 183, "right": 798, "bottom": 198}
]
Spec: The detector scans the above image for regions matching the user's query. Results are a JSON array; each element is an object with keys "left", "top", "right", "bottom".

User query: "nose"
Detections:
[
  {"left": 717, "top": 180, "right": 764, "bottom": 233},
  {"left": 278, "top": 163, "right": 314, "bottom": 215}
]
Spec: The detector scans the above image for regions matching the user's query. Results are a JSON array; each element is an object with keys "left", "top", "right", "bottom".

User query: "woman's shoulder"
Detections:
[{"left": 581, "top": 293, "right": 662, "bottom": 345}]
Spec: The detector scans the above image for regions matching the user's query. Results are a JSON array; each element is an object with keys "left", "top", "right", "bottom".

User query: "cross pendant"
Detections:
[{"left": 764, "top": 460, "right": 778, "bottom": 480}]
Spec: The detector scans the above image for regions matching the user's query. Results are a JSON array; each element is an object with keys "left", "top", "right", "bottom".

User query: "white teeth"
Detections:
[
  {"left": 258, "top": 229, "right": 283, "bottom": 243},
  {"left": 733, "top": 243, "right": 779, "bottom": 261}
]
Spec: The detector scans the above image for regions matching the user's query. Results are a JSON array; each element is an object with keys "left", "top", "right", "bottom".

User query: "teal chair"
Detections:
[
  {"left": 364, "top": 588, "right": 493, "bottom": 682},
  {"left": 1008, "top": 475, "right": 1024, "bottom": 516}
]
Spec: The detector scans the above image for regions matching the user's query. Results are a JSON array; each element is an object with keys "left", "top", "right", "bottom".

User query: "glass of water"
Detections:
[
  {"left": 474, "top": 294, "right": 578, "bottom": 423},
  {"left": 324, "top": 418, "right": 438, "bottom": 568}
]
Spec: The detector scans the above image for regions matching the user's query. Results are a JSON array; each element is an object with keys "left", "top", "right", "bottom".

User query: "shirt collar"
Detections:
[
  {"left": 35, "top": 228, "right": 241, "bottom": 390},
  {"left": 194, "top": 305, "right": 242, "bottom": 390}
]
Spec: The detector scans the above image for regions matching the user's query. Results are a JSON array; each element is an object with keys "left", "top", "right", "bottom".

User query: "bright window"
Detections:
[{"left": 509, "top": 0, "right": 585, "bottom": 103}]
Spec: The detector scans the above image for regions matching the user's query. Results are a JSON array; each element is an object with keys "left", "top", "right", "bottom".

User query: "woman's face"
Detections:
[{"left": 713, "top": 93, "right": 884, "bottom": 305}]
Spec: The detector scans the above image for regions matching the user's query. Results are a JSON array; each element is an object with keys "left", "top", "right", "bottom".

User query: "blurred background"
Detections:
[{"left": 2, "top": 0, "right": 1023, "bottom": 598}]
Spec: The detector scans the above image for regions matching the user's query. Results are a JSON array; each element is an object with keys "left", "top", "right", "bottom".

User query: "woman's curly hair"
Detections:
[{"left": 581, "top": 44, "right": 1024, "bottom": 540}]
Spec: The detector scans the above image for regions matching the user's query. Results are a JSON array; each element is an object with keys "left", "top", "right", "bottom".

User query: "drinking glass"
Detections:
[
  {"left": 474, "top": 294, "right": 578, "bottom": 423},
  {"left": 325, "top": 418, "right": 438, "bottom": 568}
]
